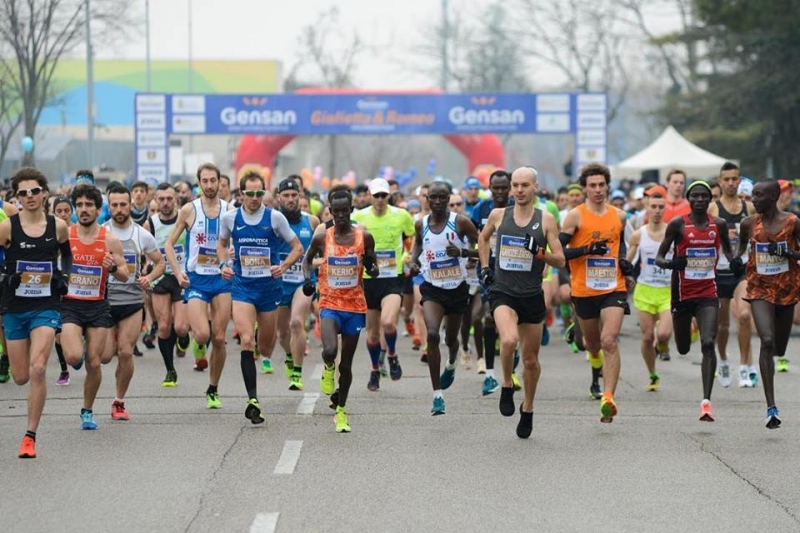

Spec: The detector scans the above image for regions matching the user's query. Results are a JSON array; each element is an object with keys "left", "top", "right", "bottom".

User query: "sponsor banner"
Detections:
[
  {"left": 137, "top": 165, "right": 168, "bottom": 183},
  {"left": 136, "top": 112, "right": 166, "bottom": 130},
  {"left": 137, "top": 130, "right": 167, "bottom": 147},
  {"left": 136, "top": 94, "right": 166, "bottom": 113},
  {"left": 137, "top": 148, "right": 167, "bottom": 165}
]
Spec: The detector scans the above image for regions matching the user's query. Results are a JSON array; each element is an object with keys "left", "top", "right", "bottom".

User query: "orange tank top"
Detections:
[
  {"left": 65, "top": 225, "right": 109, "bottom": 301},
  {"left": 745, "top": 213, "right": 800, "bottom": 305},
  {"left": 568, "top": 204, "right": 626, "bottom": 297},
  {"left": 318, "top": 226, "right": 367, "bottom": 313}
]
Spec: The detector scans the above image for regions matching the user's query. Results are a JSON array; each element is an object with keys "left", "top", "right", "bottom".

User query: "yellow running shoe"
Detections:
[
  {"left": 260, "top": 358, "right": 274, "bottom": 374},
  {"left": 511, "top": 372, "right": 522, "bottom": 391},
  {"left": 321, "top": 363, "right": 335, "bottom": 395},
  {"left": 289, "top": 371, "right": 304, "bottom": 391},
  {"left": 206, "top": 391, "right": 222, "bottom": 409},
  {"left": 335, "top": 406, "right": 351, "bottom": 433},
  {"left": 647, "top": 373, "right": 660, "bottom": 392},
  {"left": 600, "top": 394, "right": 617, "bottom": 423},
  {"left": 161, "top": 370, "right": 177, "bottom": 387},
  {"left": 777, "top": 358, "right": 790, "bottom": 373}
]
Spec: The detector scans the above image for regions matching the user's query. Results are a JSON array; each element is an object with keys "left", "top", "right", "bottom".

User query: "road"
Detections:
[{"left": 2, "top": 318, "right": 799, "bottom": 533}]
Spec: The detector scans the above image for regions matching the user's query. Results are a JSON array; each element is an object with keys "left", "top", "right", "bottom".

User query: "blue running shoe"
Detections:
[
  {"left": 440, "top": 364, "right": 456, "bottom": 390},
  {"left": 541, "top": 325, "right": 550, "bottom": 346},
  {"left": 766, "top": 406, "right": 781, "bottom": 429},
  {"left": 482, "top": 376, "right": 499, "bottom": 396},
  {"left": 81, "top": 409, "right": 97, "bottom": 430},
  {"left": 72, "top": 350, "right": 86, "bottom": 371},
  {"left": 431, "top": 396, "right": 446, "bottom": 415}
]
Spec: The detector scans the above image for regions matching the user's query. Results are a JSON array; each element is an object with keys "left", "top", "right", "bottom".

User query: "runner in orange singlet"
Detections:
[{"left": 304, "top": 185, "right": 380, "bottom": 433}]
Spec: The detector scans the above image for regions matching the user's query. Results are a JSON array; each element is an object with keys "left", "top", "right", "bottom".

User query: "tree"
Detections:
[
  {"left": 0, "top": 77, "right": 23, "bottom": 173},
  {"left": 0, "top": 0, "right": 134, "bottom": 167}
]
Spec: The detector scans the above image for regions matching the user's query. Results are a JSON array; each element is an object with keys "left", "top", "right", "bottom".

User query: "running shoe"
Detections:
[
  {"left": 750, "top": 369, "right": 759, "bottom": 388},
  {"left": 699, "top": 399, "right": 715, "bottom": 422},
  {"left": 420, "top": 351, "right": 428, "bottom": 364},
  {"left": 440, "top": 364, "right": 456, "bottom": 390},
  {"left": 460, "top": 348, "right": 472, "bottom": 370},
  {"left": 412, "top": 335, "right": 422, "bottom": 351},
  {"left": 511, "top": 372, "right": 522, "bottom": 391},
  {"left": 517, "top": 406, "right": 533, "bottom": 439},
  {"left": 647, "top": 373, "right": 660, "bottom": 392},
  {"left": 81, "top": 410, "right": 98, "bottom": 430},
  {"left": 206, "top": 392, "right": 222, "bottom": 409},
  {"left": 133, "top": 344, "right": 143, "bottom": 357},
  {"left": 569, "top": 341, "right": 580, "bottom": 354},
  {"left": 718, "top": 363, "right": 731, "bottom": 388},
  {"left": 0, "top": 354, "right": 9, "bottom": 383},
  {"left": 690, "top": 322, "right": 699, "bottom": 343},
  {"left": 388, "top": 356, "right": 402, "bottom": 380},
  {"left": 378, "top": 351, "right": 387, "bottom": 377},
  {"left": 431, "top": 396, "right": 446, "bottom": 416},
  {"left": 321, "top": 363, "right": 335, "bottom": 395},
  {"left": 72, "top": 351, "right": 86, "bottom": 371},
  {"left": 328, "top": 389, "right": 339, "bottom": 410},
  {"left": 176, "top": 335, "right": 189, "bottom": 358},
  {"left": 289, "top": 371, "right": 304, "bottom": 391},
  {"left": 161, "top": 370, "right": 178, "bottom": 387},
  {"left": 261, "top": 358, "right": 274, "bottom": 374},
  {"left": 476, "top": 358, "right": 486, "bottom": 374},
  {"left": 600, "top": 395, "right": 617, "bottom": 423},
  {"left": 482, "top": 376, "right": 499, "bottom": 396},
  {"left": 194, "top": 358, "right": 208, "bottom": 371},
  {"left": 367, "top": 370, "right": 380, "bottom": 391},
  {"left": 738, "top": 367, "right": 751, "bottom": 388},
  {"left": 284, "top": 357, "right": 294, "bottom": 380},
  {"left": 541, "top": 324, "right": 550, "bottom": 347},
  {"left": 777, "top": 358, "right": 790, "bottom": 373},
  {"left": 564, "top": 322, "right": 575, "bottom": 344},
  {"left": 766, "top": 406, "right": 781, "bottom": 429},
  {"left": 499, "top": 386, "right": 515, "bottom": 417},
  {"left": 245, "top": 398, "right": 265, "bottom": 424},
  {"left": 18, "top": 435, "right": 36, "bottom": 459},
  {"left": 142, "top": 323, "right": 157, "bottom": 350},
  {"left": 111, "top": 401, "right": 130, "bottom": 421},
  {"left": 589, "top": 382, "right": 602, "bottom": 400},
  {"left": 56, "top": 371, "right": 70, "bottom": 386},
  {"left": 190, "top": 337, "right": 206, "bottom": 361},
  {"left": 335, "top": 406, "right": 351, "bottom": 433},
  {"left": 405, "top": 319, "right": 416, "bottom": 338},
  {"left": 656, "top": 341, "right": 671, "bottom": 361}
]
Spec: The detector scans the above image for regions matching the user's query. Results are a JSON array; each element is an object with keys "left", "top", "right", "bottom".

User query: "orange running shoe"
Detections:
[
  {"left": 405, "top": 320, "right": 416, "bottom": 337},
  {"left": 699, "top": 399, "right": 715, "bottom": 422},
  {"left": 412, "top": 335, "right": 422, "bottom": 350},
  {"left": 600, "top": 393, "right": 617, "bottom": 423},
  {"left": 18, "top": 435, "right": 36, "bottom": 458},
  {"left": 314, "top": 320, "right": 321, "bottom": 340},
  {"left": 111, "top": 400, "right": 130, "bottom": 421}
]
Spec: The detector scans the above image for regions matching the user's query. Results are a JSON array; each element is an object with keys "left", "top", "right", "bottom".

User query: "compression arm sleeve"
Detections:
[
  {"left": 59, "top": 239, "right": 72, "bottom": 275},
  {"left": 559, "top": 232, "right": 586, "bottom": 260}
]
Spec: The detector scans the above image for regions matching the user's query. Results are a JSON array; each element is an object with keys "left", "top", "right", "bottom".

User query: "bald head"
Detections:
[
  {"left": 510, "top": 166, "right": 539, "bottom": 206},
  {"left": 512, "top": 166, "right": 538, "bottom": 183}
]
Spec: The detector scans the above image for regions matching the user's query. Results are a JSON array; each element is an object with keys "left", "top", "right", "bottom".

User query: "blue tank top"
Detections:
[
  {"left": 231, "top": 207, "right": 282, "bottom": 289},
  {"left": 279, "top": 213, "right": 315, "bottom": 284}
]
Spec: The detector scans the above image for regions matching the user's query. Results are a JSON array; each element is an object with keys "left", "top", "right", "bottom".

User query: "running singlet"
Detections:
[
  {"left": 105, "top": 221, "right": 158, "bottom": 306},
  {"left": 279, "top": 213, "right": 315, "bottom": 284},
  {"left": 715, "top": 199, "right": 748, "bottom": 270},
  {"left": 0, "top": 214, "right": 60, "bottom": 312},
  {"left": 673, "top": 214, "right": 720, "bottom": 301},
  {"left": 568, "top": 204, "right": 626, "bottom": 297},
  {"left": 637, "top": 228, "right": 671, "bottom": 288},
  {"left": 65, "top": 225, "right": 109, "bottom": 301},
  {"left": 353, "top": 206, "right": 415, "bottom": 279},
  {"left": 185, "top": 198, "right": 228, "bottom": 275},
  {"left": 420, "top": 212, "right": 467, "bottom": 290},
  {"left": 492, "top": 207, "right": 545, "bottom": 297},
  {"left": 745, "top": 213, "right": 800, "bottom": 305},
  {"left": 318, "top": 226, "right": 367, "bottom": 313},
  {"left": 149, "top": 215, "right": 184, "bottom": 275}
]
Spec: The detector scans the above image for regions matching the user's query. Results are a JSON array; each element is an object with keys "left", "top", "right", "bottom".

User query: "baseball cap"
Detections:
[
  {"left": 610, "top": 190, "right": 626, "bottom": 201},
  {"left": 738, "top": 179, "right": 754, "bottom": 197},
  {"left": 75, "top": 173, "right": 94, "bottom": 186},
  {"left": 779, "top": 179, "right": 792, "bottom": 192},
  {"left": 632, "top": 187, "right": 645, "bottom": 200},
  {"left": 369, "top": 178, "right": 390, "bottom": 195},
  {"left": 644, "top": 185, "right": 667, "bottom": 198},
  {"left": 464, "top": 177, "right": 481, "bottom": 189},
  {"left": 278, "top": 178, "right": 299, "bottom": 193},
  {"left": 407, "top": 199, "right": 421, "bottom": 210}
]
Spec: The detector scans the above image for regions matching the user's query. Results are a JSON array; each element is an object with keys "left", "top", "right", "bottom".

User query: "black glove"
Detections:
[
  {"left": 729, "top": 256, "right": 745, "bottom": 277},
  {"left": 362, "top": 253, "right": 376, "bottom": 271},
  {"left": 523, "top": 233, "right": 540, "bottom": 255},
  {"left": 767, "top": 241, "right": 793, "bottom": 259},
  {"left": 6, "top": 272, "right": 21, "bottom": 290},
  {"left": 619, "top": 258, "right": 634, "bottom": 277},
  {"left": 54, "top": 270, "right": 69, "bottom": 296},
  {"left": 586, "top": 240, "right": 609, "bottom": 255},
  {"left": 480, "top": 267, "right": 494, "bottom": 286},
  {"left": 302, "top": 279, "right": 315, "bottom": 297},
  {"left": 665, "top": 256, "right": 687, "bottom": 270}
]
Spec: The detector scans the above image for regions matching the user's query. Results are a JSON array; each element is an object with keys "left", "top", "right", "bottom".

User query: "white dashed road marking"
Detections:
[
  {"left": 273, "top": 440, "right": 303, "bottom": 475},
  {"left": 249, "top": 512, "right": 279, "bottom": 533},
  {"left": 296, "top": 393, "right": 319, "bottom": 415}
]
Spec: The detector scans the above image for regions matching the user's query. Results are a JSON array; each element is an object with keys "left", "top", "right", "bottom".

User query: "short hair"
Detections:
[
  {"left": 666, "top": 169, "right": 687, "bottom": 182},
  {"left": 757, "top": 178, "right": 780, "bottom": 196},
  {"left": 429, "top": 180, "right": 453, "bottom": 194},
  {"left": 131, "top": 180, "right": 149, "bottom": 193},
  {"left": 354, "top": 184, "right": 369, "bottom": 195},
  {"left": 239, "top": 171, "right": 265, "bottom": 191},
  {"left": 156, "top": 182, "right": 174, "bottom": 193},
  {"left": 578, "top": 163, "right": 611, "bottom": 187},
  {"left": 196, "top": 163, "right": 220, "bottom": 181},
  {"left": 720, "top": 161, "right": 739, "bottom": 173},
  {"left": 70, "top": 184, "right": 103, "bottom": 209},
  {"left": 287, "top": 174, "right": 303, "bottom": 185},
  {"left": 387, "top": 179, "right": 399, "bottom": 188},
  {"left": 328, "top": 184, "right": 352, "bottom": 205},
  {"left": 106, "top": 180, "right": 123, "bottom": 193},
  {"left": 489, "top": 170, "right": 510, "bottom": 185},
  {"left": 11, "top": 167, "right": 49, "bottom": 192},
  {"left": 219, "top": 174, "right": 231, "bottom": 186},
  {"left": 107, "top": 184, "right": 131, "bottom": 201}
]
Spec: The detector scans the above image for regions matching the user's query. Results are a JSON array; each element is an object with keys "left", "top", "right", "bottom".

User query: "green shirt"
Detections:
[
  {"left": 535, "top": 197, "right": 560, "bottom": 227},
  {"left": 353, "top": 205, "right": 415, "bottom": 278}
]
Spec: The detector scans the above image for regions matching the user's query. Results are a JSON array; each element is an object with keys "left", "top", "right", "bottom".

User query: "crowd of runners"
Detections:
[{"left": 1, "top": 160, "right": 797, "bottom": 458}]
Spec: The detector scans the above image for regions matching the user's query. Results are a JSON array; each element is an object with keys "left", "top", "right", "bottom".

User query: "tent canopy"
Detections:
[{"left": 612, "top": 126, "right": 732, "bottom": 180}]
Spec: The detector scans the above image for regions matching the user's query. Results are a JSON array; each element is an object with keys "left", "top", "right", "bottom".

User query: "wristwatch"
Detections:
[{"left": 218, "top": 260, "right": 228, "bottom": 271}]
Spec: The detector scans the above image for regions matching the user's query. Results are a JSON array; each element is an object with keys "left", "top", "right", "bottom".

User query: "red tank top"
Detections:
[
  {"left": 318, "top": 226, "right": 367, "bottom": 313},
  {"left": 65, "top": 225, "right": 109, "bottom": 301},
  {"left": 673, "top": 214, "right": 719, "bottom": 301}
]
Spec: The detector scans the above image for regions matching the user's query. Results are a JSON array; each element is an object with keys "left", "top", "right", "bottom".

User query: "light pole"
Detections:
[
  {"left": 187, "top": 0, "right": 194, "bottom": 155},
  {"left": 145, "top": 0, "right": 151, "bottom": 91},
  {"left": 85, "top": 0, "right": 95, "bottom": 170}
]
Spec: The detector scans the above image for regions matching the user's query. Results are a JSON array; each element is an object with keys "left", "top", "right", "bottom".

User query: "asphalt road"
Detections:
[{"left": 2, "top": 318, "right": 799, "bottom": 533}]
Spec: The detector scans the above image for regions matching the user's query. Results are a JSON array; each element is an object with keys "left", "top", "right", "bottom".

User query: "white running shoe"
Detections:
[
  {"left": 738, "top": 367, "right": 751, "bottom": 388},
  {"left": 718, "top": 363, "right": 731, "bottom": 388}
]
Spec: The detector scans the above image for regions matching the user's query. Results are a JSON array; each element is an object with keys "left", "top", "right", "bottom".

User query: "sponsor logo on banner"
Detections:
[
  {"left": 137, "top": 148, "right": 166, "bottom": 165},
  {"left": 136, "top": 94, "right": 166, "bottom": 113},
  {"left": 137, "top": 166, "right": 168, "bottom": 183},
  {"left": 172, "top": 95, "right": 206, "bottom": 113},
  {"left": 578, "top": 130, "right": 607, "bottom": 145},
  {"left": 137, "top": 113, "right": 166, "bottom": 129},
  {"left": 172, "top": 115, "right": 206, "bottom": 133},
  {"left": 536, "top": 114, "right": 570, "bottom": 132},
  {"left": 577, "top": 113, "right": 607, "bottom": 128},
  {"left": 137, "top": 130, "right": 167, "bottom": 147},
  {"left": 536, "top": 94, "right": 570, "bottom": 112},
  {"left": 577, "top": 94, "right": 607, "bottom": 112},
  {"left": 448, "top": 95, "right": 526, "bottom": 131}
]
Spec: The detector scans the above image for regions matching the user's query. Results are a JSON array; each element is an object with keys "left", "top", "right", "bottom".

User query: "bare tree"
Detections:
[{"left": 0, "top": 76, "right": 23, "bottom": 173}]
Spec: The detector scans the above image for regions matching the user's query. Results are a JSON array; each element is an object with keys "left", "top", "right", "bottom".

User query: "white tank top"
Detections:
[
  {"left": 637, "top": 227, "right": 671, "bottom": 288},
  {"left": 186, "top": 198, "right": 229, "bottom": 275},
  {"left": 420, "top": 212, "right": 467, "bottom": 289}
]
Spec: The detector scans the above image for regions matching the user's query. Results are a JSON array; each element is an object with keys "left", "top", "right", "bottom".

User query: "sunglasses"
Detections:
[
  {"left": 449, "top": 202, "right": 463, "bottom": 207},
  {"left": 18, "top": 186, "right": 44, "bottom": 197},
  {"left": 243, "top": 190, "right": 266, "bottom": 198},
  {"left": 372, "top": 193, "right": 389, "bottom": 199}
]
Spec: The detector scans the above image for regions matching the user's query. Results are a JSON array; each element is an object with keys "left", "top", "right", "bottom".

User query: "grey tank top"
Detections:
[{"left": 492, "top": 207, "right": 546, "bottom": 297}]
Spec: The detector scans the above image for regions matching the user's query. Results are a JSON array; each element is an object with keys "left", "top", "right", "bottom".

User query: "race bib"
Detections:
[
  {"left": 498, "top": 235, "right": 533, "bottom": 271},
  {"left": 430, "top": 257, "right": 463, "bottom": 289},
  {"left": 15, "top": 261, "right": 52, "bottom": 298},
  {"left": 586, "top": 257, "right": 617, "bottom": 290},
  {"left": 194, "top": 246, "right": 219, "bottom": 275},
  {"left": 755, "top": 242, "right": 789, "bottom": 275},
  {"left": 239, "top": 246, "right": 271, "bottom": 278},
  {"left": 280, "top": 252, "right": 305, "bottom": 284},
  {"left": 685, "top": 248, "right": 716, "bottom": 280},
  {"left": 642, "top": 257, "right": 670, "bottom": 287},
  {"left": 327, "top": 256, "right": 359, "bottom": 288},
  {"left": 376, "top": 250, "right": 397, "bottom": 278},
  {"left": 110, "top": 252, "right": 137, "bottom": 285},
  {"left": 160, "top": 244, "right": 184, "bottom": 272},
  {"left": 68, "top": 263, "right": 103, "bottom": 299},
  {"left": 465, "top": 266, "right": 480, "bottom": 287}
]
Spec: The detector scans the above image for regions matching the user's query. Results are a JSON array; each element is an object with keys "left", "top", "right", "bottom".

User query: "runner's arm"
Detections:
[
  {"left": 0, "top": 219, "right": 10, "bottom": 249},
  {"left": 106, "top": 234, "right": 130, "bottom": 282},
  {"left": 716, "top": 218, "right": 734, "bottom": 262},
  {"left": 363, "top": 231, "right": 380, "bottom": 278},
  {"left": 410, "top": 219, "right": 423, "bottom": 272},
  {"left": 164, "top": 204, "right": 190, "bottom": 275},
  {"left": 655, "top": 218, "right": 682, "bottom": 268},
  {"left": 477, "top": 208, "right": 501, "bottom": 266},
  {"left": 456, "top": 214, "right": 479, "bottom": 259},
  {"left": 304, "top": 232, "right": 324, "bottom": 281},
  {"left": 542, "top": 211, "right": 565, "bottom": 268},
  {"left": 736, "top": 216, "right": 754, "bottom": 259},
  {"left": 56, "top": 218, "right": 72, "bottom": 275},
  {"left": 558, "top": 208, "right": 589, "bottom": 260},
  {"left": 626, "top": 229, "right": 641, "bottom": 264}
]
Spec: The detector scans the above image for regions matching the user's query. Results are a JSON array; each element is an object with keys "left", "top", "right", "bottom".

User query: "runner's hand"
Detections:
[
  {"left": 767, "top": 240, "right": 793, "bottom": 258},
  {"left": 408, "top": 261, "right": 421, "bottom": 277},
  {"left": 102, "top": 252, "right": 115, "bottom": 270},
  {"left": 665, "top": 256, "right": 687, "bottom": 270},
  {"left": 619, "top": 258, "right": 634, "bottom": 277},
  {"left": 729, "top": 256, "right": 745, "bottom": 276},
  {"left": 480, "top": 267, "right": 494, "bottom": 286},
  {"left": 445, "top": 240, "right": 461, "bottom": 258},
  {"left": 523, "top": 233, "right": 540, "bottom": 255},
  {"left": 586, "top": 240, "right": 609, "bottom": 255},
  {"left": 175, "top": 270, "right": 190, "bottom": 288},
  {"left": 270, "top": 265, "right": 283, "bottom": 278},
  {"left": 302, "top": 279, "right": 315, "bottom": 297},
  {"left": 220, "top": 265, "right": 233, "bottom": 281}
]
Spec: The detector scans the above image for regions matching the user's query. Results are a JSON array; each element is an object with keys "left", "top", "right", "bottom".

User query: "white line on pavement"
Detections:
[
  {"left": 296, "top": 393, "right": 319, "bottom": 415},
  {"left": 273, "top": 440, "right": 303, "bottom": 475},
  {"left": 249, "top": 512, "right": 279, "bottom": 533},
  {"left": 311, "top": 363, "right": 323, "bottom": 380}
]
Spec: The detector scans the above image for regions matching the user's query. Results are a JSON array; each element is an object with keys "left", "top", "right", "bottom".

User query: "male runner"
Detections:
[
  {"left": 708, "top": 162, "right": 755, "bottom": 388},
  {"left": 663, "top": 169, "right": 690, "bottom": 222},
  {"left": 304, "top": 185, "right": 379, "bottom": 432},
  {"left": 410, "top": 181, "right": 479, "bottom": 415},
  {"left": 736, "top": 179, "right": 800, "bottom": 428},
  {"left": 478, "top": 167, "right": 564, "bottom": 437},
  {"left": 60, "top": 185, "right": 129, "bottom": 430},
  {"left": 0, "top": 167, "right": 70, "bottom": 458},
  {"left": 353, "top": 177, "right": 415, "bottom": 391},
  {"left": 219, "top": 174, "right": 232, "bottom": 203},
  {"left": 104, "top": 185, "right": 165, "bottom": 420},
  {"left": 166, "top": 163, "right": 232, "bottom": 409},
  {"left": 217, "top": 171, "right": 303, "bottom": 424},
  {"left": 144, "top": 183, "right": 190, "bottom": 386},
  {"left": 130, "top": 181, "right": 151, "bottom": 226},
  {"left": 462, "top": 177, "right": 482, "bottom": 219},
  {"left": 275, "top": 177, "right": 320, "bottom": 391},
  {"left": 656, "top": 180, "right": 736, "bottom": 421},
  {"left": 561, "top": 163, "right": 633, "bottom": 422},
  {"left": 627, "top": 186, "right": 673, "bottom": 391}
]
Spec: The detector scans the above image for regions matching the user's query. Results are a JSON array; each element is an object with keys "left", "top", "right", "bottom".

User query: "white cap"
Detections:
[
  {"left": 369, "top": 178, "right": 391, "bottom": 195},
  {"left": 738, "top": 179, "right": 753, "bottom": 197},
  {"left": 633, "top": 186, "right": 645, "bottom": 200}
]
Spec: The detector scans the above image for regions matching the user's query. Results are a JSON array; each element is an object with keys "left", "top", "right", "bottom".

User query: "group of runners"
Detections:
[{"left": 1, "top": 159, "right": 797, "bottom": 459}]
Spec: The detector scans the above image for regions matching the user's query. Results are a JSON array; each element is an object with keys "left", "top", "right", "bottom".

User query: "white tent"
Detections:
[{"left": 612, "top": 126, "right": 733, "bottom": 180}]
